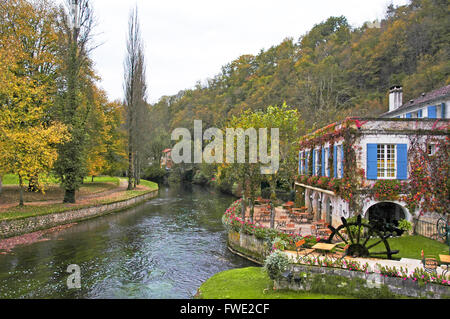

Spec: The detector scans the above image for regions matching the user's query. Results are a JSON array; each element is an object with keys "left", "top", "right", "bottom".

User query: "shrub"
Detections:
[
  {"left": 346, "top": 215, "right": 369, "bottom": 238},
  {"left": 143, "top": 164, "right": 166, "bottom": 181},
  {"left": 397, "top": 219, "right": 412, "bottom": 233},
  {"left": 264, "top": 250, "right": 290, "bottom": 280},
  {"left": 192, "top": 170, "right": 209, "bottom": 185},
  {"left": 271, "top": 237, "right": 287, "bottom": 251}
]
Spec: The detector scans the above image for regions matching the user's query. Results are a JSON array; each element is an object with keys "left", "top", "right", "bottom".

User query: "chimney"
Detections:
[{"left": 389, "top": 86, "right": 403, "bottom": 112}]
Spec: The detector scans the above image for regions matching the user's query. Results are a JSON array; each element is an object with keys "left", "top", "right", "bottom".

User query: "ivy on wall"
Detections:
[
  {"left": 297, "top": 118, "right": 449, "bottom": 217},
  {"left": 402, "top": 135, "right": 449, "bottom": 216}
]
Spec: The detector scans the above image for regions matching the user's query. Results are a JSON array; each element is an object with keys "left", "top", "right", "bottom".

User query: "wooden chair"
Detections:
[
  {"left": 295, "top": 239, "right": 315, "bottom": 258},
  {"left": 423, "top": 255, "right": 438, "bottom": 274},
  {"left": 317, "top": 228, "right": 332, "bottom": 237},
  {"left": 310, "top": 225, "right": 317, "bottom": 236},
  {"left": 329, "top": 244, "right": 349, "bottom": 261}
]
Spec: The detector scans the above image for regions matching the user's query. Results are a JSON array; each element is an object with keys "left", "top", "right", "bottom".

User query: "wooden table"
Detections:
[
  {"left": 258, "top": 210, "right": 271, "bottom": 223},
  {"left": 439, "top": 254, "right": 450, "bottom": 276},
  {"left": 291, "top": 212, "right": 310, "bottom": 224},
  {"left": 256, "top": 198, "right": 270, "bottom": 205},
  {"left": 311, "top": 243, "right": 337, "bottom": 257}
]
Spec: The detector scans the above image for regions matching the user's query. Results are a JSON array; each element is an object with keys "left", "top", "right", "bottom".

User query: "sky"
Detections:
[{"left": 59, "top": 0, "right": 410, "bottom": 104}]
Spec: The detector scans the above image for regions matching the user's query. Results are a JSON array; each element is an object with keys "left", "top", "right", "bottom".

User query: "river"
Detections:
[{"left": 0, "top": 184, "right": 254, "bottom": 299}]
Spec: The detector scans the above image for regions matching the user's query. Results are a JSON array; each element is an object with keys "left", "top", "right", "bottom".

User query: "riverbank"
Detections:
[
  {"left": 0, "top": 178, "right": 159, "bottom": 239},
  {"left": 196, "top": 267, "right": 351, "bottom": 299},
  {"left": 0, "top": 184, "right": 252, "bottom": 298}
]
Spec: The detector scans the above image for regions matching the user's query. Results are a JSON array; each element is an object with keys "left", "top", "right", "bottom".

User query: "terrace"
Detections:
[{"left": 234, "top": 199, "right": 450, "bottom": 280}]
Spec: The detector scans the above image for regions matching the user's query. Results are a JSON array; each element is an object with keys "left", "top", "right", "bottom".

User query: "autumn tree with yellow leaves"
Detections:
[{"left": 0, "top": 0, "right": 70, "bottom": 205}]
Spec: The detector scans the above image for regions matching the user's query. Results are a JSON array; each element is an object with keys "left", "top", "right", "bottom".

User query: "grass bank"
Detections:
[
  {"left": 196, "top": 267, "right": 352, "bottom": 299},
  {"left": 0, "top": 178, "right": 158, "bottom": 222}
]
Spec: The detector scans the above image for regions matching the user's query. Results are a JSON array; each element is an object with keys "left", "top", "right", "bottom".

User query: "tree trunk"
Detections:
[
  {"left": 127, "top": 147, "right": 134, "bottom": 190},
  {"left": 19, "top": 175, "right": 24, "bottom": 207},
  {"left": 249, "top": 198, "right": 254, "bottom": 224},
  {"left": 63, "top": 189, "right": 76, "bottom": 204},
  {"left": 91, "top": 176, "right": 94, "bottom": 182}
]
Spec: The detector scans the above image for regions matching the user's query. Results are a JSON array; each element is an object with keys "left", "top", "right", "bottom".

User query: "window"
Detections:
[
  {"left": 377, "top": 144, "right": 396, "bottom": 179},
  {"left": 300, "top": 152, "right": 306, "bottom": 174},
  {"left": 324, "top": 148, "right": 329, "bottom": 177},
  {"left": 427, "top": 144, "right": 436, "bottom": 156}
]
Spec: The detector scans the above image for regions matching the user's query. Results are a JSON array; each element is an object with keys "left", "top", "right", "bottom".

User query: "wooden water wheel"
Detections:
[{"left": 324, "top": 215, "right": 400, "bottom": 260}]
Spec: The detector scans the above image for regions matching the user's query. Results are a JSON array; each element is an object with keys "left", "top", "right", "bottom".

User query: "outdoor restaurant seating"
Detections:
[
  {"left": 257, "top": 208, "right": 271, "bottom": 223},
  {"left": 423, "top": 255, "right": 439, "bottom": 274},
  {"left": 295, "top": 239, "right": 315, "bottom": 258},
  {"left": 328, "top": 244, "right": 349, "bottom": 261}
]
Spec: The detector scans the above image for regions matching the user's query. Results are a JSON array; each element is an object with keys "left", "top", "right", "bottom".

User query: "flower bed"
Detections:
[{"left": 291, "top": 254, "right": 450, "bottom": 287}]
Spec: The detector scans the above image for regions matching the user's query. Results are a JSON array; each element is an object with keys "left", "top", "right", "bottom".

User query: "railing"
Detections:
[{"left": 413, "top": 217, "right": 439, "bottom": 240}]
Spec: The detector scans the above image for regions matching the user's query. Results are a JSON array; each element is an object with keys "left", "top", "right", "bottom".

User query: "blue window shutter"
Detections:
[
  {"left": 298, "top": 151, "right": 302, "bottom": 174},
  {"left": 333, "top": 146, "right": 338, "bottom": 178},
  {"left": 321, "top": 148, "right": 325, "bottom": 176},
  {"left": 405, "top": 113, "right": 412, "bottom": 118},
  {"left": 312, "top": 150, "right": 316, "bottom": 176},
  {"left": 418, "top": 109, "right": 423, "bottom": 118},
  {"left": 442, "top": 103, "right": 446, "bottom": 118},
  {"left": 340, "top": 146, "right": 344, "bottom": 177},
  {"left": 397, "top": 144, "right": 408, "bottom": 180},
  {"left": 327, "top": 147, "right": 331, "bottom": 177},
  {"left": 428, "top": 105, "right": 437, "bottom": 118},
  {"left": 367, "top": 144, "right": 378, "bottom": 180},
  {"left": 305, "top": 151, "right": 308, "bottom": 174}
]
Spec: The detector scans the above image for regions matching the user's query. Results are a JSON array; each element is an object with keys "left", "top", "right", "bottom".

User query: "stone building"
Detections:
[
  {"left": 295, "top": 86, "right": 449, "bottom": 232},
  {"left": 380, "top": 85, "right": 449, "bottom": 119}
]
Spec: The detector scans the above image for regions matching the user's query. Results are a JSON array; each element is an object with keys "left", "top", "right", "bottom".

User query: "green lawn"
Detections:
[
  {"left": 0, "top": 178, "right": 159, "bottom": 221},
  {"left": 139, "top": 179, "right": 159, "bottom": 190},
  {"left": 197, "top": 267, "right": 352, "bottom": 299},
  {"left": 368, "top": 235, "right": 449, "bottom": 260},
  {"left": 84, "top": 176, "right": 121, "bottom": 186},
  {"left": 2, "top": 174, "right": 121, "bottom": 186}
]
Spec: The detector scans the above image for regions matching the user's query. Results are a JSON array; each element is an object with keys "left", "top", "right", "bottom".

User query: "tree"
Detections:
[
  {"left": 53, "top": 0, "right": 96, "bottom": 203},
  {"left": 123, "top": 6, "right": 149, "bottom": 190},
  {"left": 0, "top": 14, "right": 69, "bottom": 205}
]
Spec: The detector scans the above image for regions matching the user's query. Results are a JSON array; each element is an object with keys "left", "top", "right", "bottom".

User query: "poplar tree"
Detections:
[{"left": 123, "top": 7, "right": 149, "bottom": 190}]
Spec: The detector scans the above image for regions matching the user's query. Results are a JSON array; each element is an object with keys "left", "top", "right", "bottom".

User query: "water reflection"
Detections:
[{"left": 0, "top": 184, "right": 253, "bottom": 299}]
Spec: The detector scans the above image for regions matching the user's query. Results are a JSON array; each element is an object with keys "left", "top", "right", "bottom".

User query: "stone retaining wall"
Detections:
[
  {"left": 275, "top": 264, "right": 450, "bottom": 299},
  {"left": 227, "top": 229, "right": 450, "bottom": 299},
  {"left": 0, "top": 190, "right": 158, "bottom": 239},
  {"left": 227, "top": 231, "right": 268, "bottom": 264}
]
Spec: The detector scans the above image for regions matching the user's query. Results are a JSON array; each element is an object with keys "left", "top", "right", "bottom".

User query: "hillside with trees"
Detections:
[{"left": 149, "top": 0, "right": 449, "bottom": 141}]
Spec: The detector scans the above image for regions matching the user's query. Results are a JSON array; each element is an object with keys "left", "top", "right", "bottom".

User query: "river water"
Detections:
[{"left": 0, "top": 184, "right": 254, "bottom": 299}]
